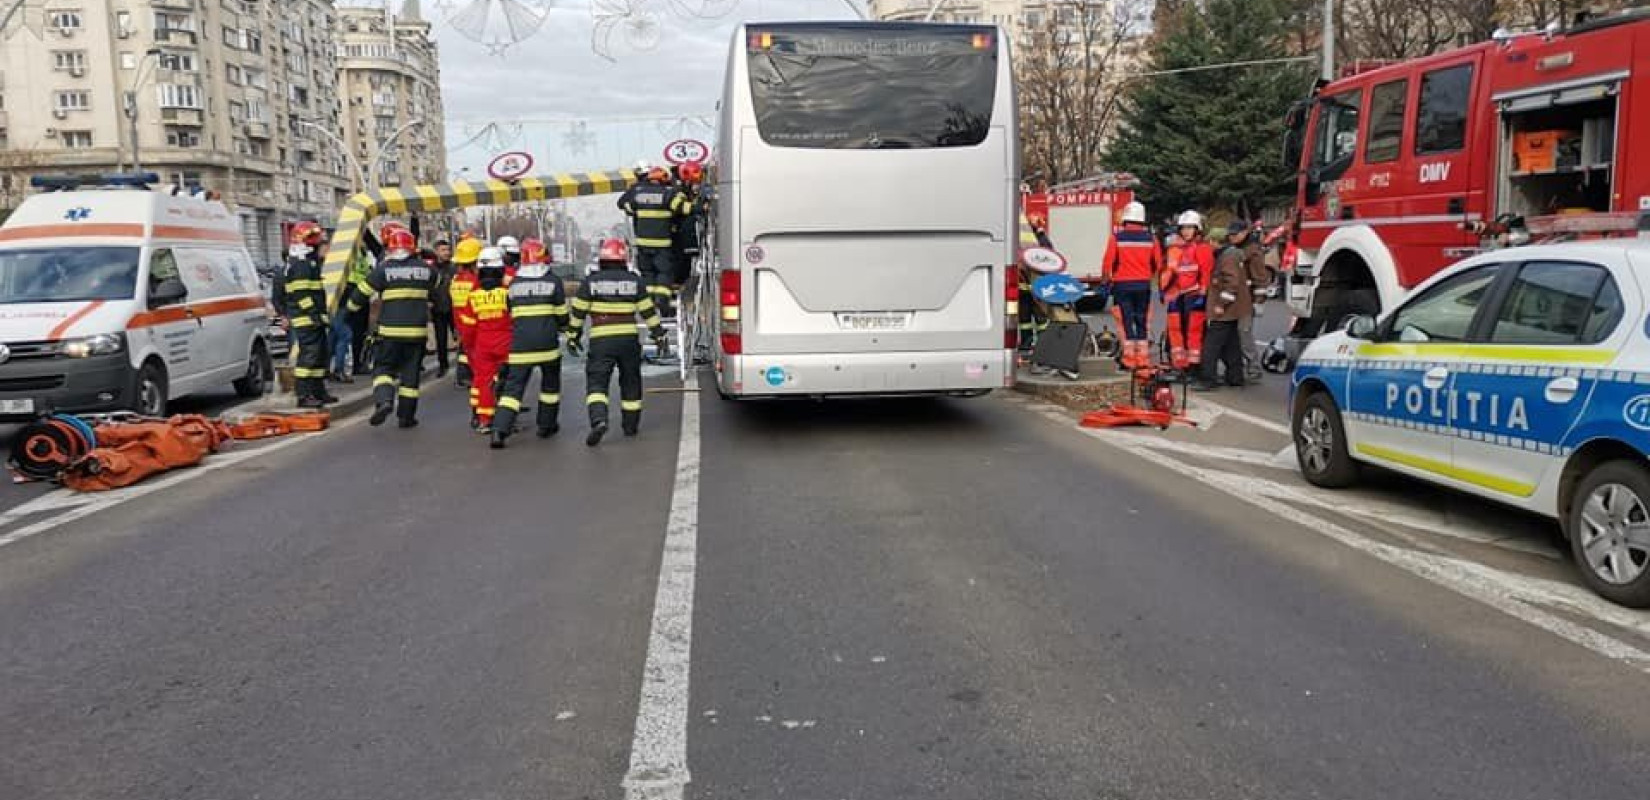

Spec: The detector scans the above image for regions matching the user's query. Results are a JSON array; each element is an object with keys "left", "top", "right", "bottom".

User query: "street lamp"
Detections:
[
  {"left": 367, "top": 119, "right": 424, "bottom": 190},
  {"left": 295, "top": 119, "right": 369, "bottom": 191},
  {"left": 124, "top": 48, "right": 163, "bottom": 172}
]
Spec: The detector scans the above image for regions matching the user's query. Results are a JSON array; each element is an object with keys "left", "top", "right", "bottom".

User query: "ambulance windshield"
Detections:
[{"left": 0, "top": 246, "right": 141, "bottom": 304}]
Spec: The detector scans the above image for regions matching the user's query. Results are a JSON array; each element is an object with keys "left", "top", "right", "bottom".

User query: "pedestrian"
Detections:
[
  {"left": 617, "top": 166, "right": 690, "bottom": 329},
  {"left": 490, "top": 238, "right": 570, "bottom": 449},
  {"left": 567, "top": 238, "right": 667, "bottom": 447},
  {"left": 1238, "top": 222, "right": 1276, "bottom": 381},
  {"left": 1101, "top": 201, "right": 1164, "bottom": 369},
  {"left": 465, "top": 246, "right": 513, "bottom": 434},
  {"left": 274, "top": 221, "right": 336, "bottom": 409},
  {"left": 342, "top": 227, "right": 437, "bottom": 428},
  {"left": 1194, "top": 220, "right": 1254, "bottom": 391},
  {"left": 1159, "top": 212, "right": 1216, "bottom": 371},
  {"left": 450, "top": 236, "right": 482, "bottom": 409},
  {"left": 428, "top": 239, "right": 456, "bottom": 379}
]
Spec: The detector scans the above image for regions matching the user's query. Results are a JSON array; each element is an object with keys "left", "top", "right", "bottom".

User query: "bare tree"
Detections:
[
  {"left": 1338, "top": 0, "right": 1459, "bottom": 60},
  {"left": 1018, "top": 0, "right": 1151, "bottom": 185},
  {"left": 0, "top": 146, "right": 52, "bottom": 216}
]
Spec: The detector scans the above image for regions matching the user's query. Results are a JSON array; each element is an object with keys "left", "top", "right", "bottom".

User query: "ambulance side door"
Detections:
[
  {"left": 142, "top": 248, "right": 204, "bottom": 386},
  {"left": 1343, "top": 263, "right": 1503, "bottom": 474},
  {"left": 1452, "top": 258, "right": 1631, "bottom": 504}
]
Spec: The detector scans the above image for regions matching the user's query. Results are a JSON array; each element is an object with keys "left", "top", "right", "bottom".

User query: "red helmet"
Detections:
[
  {"left": 647, "top": 167, "right": 670, "bottom": 184},
  {"left": 383, "top": 227, "right": 417, "bottom": 256},
  {"left": 289, "top": 221, "right": 324, "bottom": 246},
  {"left": 679, "top": 162, "right": 704, "bottom": 184},
  {"left": 520, "top": 238, "right": 549, "bottom": 265},
  {"left": 380, "top": 221, "right": 408, "bottom": 237},
  {"left": 598, "top": 238, "right": 629, "bottom": 264}
]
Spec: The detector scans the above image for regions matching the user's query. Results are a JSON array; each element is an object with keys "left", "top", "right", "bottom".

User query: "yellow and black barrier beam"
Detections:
[{"left": 318, "top": 170, "right": 638, "bottom": 297}]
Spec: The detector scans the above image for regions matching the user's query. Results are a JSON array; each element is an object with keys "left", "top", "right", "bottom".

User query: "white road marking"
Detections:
[
  {"left": 623, "top": 373, "right": 700, "bottom": 800},
  {"left": 0, "top": 422, "right": 351, "bottom": 550},
  {"left": 1188, "top": 397, "right": 1292, "bottom": 436},
  {"left": 1107, "top": 433, "right": 1293, "bottom": 470},
  {"left": 1035, "top": 406, "right": 1650, "bottom": 673}
]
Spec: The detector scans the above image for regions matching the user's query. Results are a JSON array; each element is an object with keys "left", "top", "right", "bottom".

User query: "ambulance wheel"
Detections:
[
  {"left": 234, "top": 341, "right": 272, "bottom": 398},
  {"left": 1294, "top": 390, "right": 1358, "bottom": 489},
  {"left": 133, "top": 360, "right": 169, "bottom": 418},
  {"left": 1567, "top": 462, "right": 1650, "bottom": 608}
]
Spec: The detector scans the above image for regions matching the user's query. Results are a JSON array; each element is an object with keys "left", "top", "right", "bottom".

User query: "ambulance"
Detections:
[{"left": 0, "top": 175, "right": 274, "bottom": 421}]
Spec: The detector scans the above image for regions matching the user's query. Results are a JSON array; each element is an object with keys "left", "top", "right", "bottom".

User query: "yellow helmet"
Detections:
[{"left": 454, "top": 237, "right": 483, "bottom": 264}]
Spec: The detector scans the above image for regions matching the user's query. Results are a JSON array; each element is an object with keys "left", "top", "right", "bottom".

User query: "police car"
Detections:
[{"left": 1290, "top": 240, "right": 1650, "bottom": 607}]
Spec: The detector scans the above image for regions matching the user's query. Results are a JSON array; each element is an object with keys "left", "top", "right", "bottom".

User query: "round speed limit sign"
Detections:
[
  {"left": 663, "top": 139, "right": 709, "bottom": 165},
  {"left": 1021, "top": 246, "right": 1068, "bottom": 274}
]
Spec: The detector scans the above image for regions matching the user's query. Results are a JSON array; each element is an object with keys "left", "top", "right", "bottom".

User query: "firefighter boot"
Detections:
[
  {"left": 586, "top": 420, "right": 608, "bottom": 447},
  {"left": 369, "top": 403, "right": 393, "bottom": 427}
]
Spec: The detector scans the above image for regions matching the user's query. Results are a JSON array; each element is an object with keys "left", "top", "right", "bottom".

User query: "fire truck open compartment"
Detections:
[{"left": 1495, "top": 80, "right": 1619, "bottom": 220}]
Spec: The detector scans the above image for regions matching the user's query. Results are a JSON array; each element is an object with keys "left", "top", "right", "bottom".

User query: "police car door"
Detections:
[
  {"left": 1450, "top": 259, "right": 1630, "bottom": 502},
  {"left": 1344, "top": 264, "right": 1502, "bottom": 480}
]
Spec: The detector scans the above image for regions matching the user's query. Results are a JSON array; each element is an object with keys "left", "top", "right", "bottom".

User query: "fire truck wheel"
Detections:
[{"left": 1294, "top": 389, "right": 1359, "bottom": 489}]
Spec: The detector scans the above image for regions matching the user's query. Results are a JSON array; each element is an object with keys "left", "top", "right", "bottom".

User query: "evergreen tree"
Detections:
[{"left": 1104, "top": 0, "right": 1313, "bottom": 220}]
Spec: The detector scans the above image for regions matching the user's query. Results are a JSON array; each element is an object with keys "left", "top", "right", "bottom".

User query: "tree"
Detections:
[
  {"left": 1017, "top": 0, "right": 1152, "bottom": 185},
  {"left": 1103, "top": 0, "right": 1313, "bottom": 218}
]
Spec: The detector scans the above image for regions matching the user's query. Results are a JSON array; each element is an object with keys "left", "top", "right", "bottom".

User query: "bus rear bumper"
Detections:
[{"left": 718, "top": 350, "right": 1014, "bottom": 398}]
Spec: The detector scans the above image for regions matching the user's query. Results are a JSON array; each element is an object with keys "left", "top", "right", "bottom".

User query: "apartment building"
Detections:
[{"left": 336, "top": 2, "right": 445, "bottom": 190}]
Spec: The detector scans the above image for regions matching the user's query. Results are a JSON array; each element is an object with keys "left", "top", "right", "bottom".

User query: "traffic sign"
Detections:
[
  {"left": 1032, "top": 274, "right": 1087, "bottom": 305},
  {"left": 663, "top": 139, "right": 709, "bottom": 165},
  {"left": 487, "top": 151, "right": 534, "bottom": 182},
  {"left": 1021, "top": 246, "right": 1067, "bottom": 274}
]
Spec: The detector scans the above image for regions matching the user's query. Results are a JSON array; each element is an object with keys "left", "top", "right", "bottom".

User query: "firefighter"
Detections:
[
  {"left": 671, "top": 162, "right": 706, "bottom": 288},
  {"left": 497, "top": 235, "right": 522, "bottom": 273},
  {"left": 275, "top": 221, "right": 335, "bottom": 408},
  {"left": 617, "top": 166, "right": 690, "bottom": 326},
  {"left": 567, "top": 238, "right": 666, "bottom": 447},
  {"left": 451, "top": 237, "right": 481, "bottom": 404},
  {"left": 490, "top": 238, "right": 570, "bottom": 448},
  {"left": 466, "top": 246, "right": 514, "bottom": 433},
  {"left": 342, "top": 227, "right": 437, "bottom": 428},
  {"left": 1159, "top": 211, "right": 1216, "bottom": 371},
  {"left": 1101, "top": 201, "right": 1164, "bottom": 369}
]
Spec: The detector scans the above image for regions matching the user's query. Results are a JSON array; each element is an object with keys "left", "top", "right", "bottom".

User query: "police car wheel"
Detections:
[
  {"left": 1294, "top": 391, "right": 1359, "bottom": 489},
  {"left": 1568, "top": 462, "right": 1650, "bottom": 608}
]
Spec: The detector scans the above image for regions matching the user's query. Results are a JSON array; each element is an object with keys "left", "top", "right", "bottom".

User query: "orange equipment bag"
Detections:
[
  {"left": 62, "top": 415, "right": 233, "bottom": 492},
  {"left": 1513, "top": 129, "right": 1578, "bottom": 173},
  {"left": 221, "top": 410, "right": 330, "bottom": 440}
]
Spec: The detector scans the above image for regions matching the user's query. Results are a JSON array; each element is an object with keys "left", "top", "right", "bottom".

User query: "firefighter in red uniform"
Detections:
[
  {"left": 1101, "top": 201, "right": 1164, "bottom": 369},
  {"left": 466, "top": 246, "right": 513, "bottom": 433},
  {"left": 1159, "top": 210, "right": 1216, "bottom": 371}
]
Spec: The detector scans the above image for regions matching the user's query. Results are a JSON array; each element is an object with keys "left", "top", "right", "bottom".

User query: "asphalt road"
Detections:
[{"left": 3, "top": 362, "right": 1648, "bottom": 800}]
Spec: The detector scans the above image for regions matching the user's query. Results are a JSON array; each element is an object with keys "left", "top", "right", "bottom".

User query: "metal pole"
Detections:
[
  {"left": 366, "top": 119, "right": 423, "bottom": 191},
  {"left": 923, "top": 0, "right": 949, "bottom": 23},
  {"left": 297, "top": 120, "right": 368, "bottom": 191},
  {"left": 0, "top": 0, "right": 26, "bottom": 35},
  {"left": 1321, "top": 0, "right": 1336, "bottom": 81}
]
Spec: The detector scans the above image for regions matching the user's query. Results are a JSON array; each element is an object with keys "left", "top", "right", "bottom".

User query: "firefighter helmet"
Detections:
[
  {"left": 477, "top": 246, "right": 506, "bottom": 269},
  {"left": 679, "top": 162, "right": 704, "bottom": 184},
  {"left": 496, "top": 235, "right": 520, "bottom": 254},
  {"left": 454, "top": 238, "right": 483, "bottom": 265},
  {"left": 289, "top": 221, "right": 324, "bottom": 246},
  {"left": 1176, "top": 210, "right": 1204, "bottom": 230},
  {"left": 383, "top": 228, "right": 417, "bottom": 259},
  {"left": 598, "top": 238, "right": 630, "bottom": 265},
  {"left": 520, "top": 238, "right": 549, "bottom": 265},
  {"left": 1121, "top": 201, "right": 1147, "bottom": 225}
]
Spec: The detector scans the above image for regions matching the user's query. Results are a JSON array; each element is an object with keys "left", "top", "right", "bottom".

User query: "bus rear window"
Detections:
[{"left": 747, "top": 25, "right": 999, "bottom": 149}]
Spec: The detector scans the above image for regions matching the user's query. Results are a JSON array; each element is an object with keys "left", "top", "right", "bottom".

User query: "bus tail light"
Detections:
[
  {"left": 719, "top": 269, "right": 743, "bottom": 356},
  {"left": 1004, "top": 266, "right": 1019, "bottom": 349}
]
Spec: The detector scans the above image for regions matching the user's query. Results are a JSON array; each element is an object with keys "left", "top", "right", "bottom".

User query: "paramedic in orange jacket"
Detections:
[
  {"left": 466, "top": 246, "right": 513, "bottom": 433},
  {"left": 1159, "top": 210, "right": 1217, "bottom": 370},
  {"left": 1101, "top": 201, "right": 1164, "bottom": 369}
]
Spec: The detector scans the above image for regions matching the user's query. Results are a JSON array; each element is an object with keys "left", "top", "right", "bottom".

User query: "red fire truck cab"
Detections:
[{"left": 1283, "top": 10, "right": 1650, "bottom": 329}]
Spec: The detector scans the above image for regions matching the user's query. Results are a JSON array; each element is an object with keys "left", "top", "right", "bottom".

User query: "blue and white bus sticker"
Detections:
[{"left": 763, "top": 366, "right": 787, "bottom": 387}]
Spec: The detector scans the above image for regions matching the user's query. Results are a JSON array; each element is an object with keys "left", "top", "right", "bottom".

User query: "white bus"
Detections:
[{"left": 706, "top": 21, "right": 1019, "bottom": 399}]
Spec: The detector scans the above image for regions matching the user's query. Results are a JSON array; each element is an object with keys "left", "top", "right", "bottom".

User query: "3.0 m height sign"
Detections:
[{"left": 663, "top": 139, "right": 709, "bottom": 165}]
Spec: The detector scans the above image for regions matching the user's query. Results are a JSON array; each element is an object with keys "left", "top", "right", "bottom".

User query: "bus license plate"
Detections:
[
  {"left": 838, "top": 312, "right": 907, "bottom": 331},
  {"left": 0, "top": 399, "right": 35, "bottom": 414}
]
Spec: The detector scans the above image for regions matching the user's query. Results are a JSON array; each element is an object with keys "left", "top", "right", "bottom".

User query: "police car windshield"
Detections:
[
  {"left": 0, "top": 247, "right": 141, "bottom": 304},
  {"left": 747, "top": 24, "right": 997, "bottom": 149}
]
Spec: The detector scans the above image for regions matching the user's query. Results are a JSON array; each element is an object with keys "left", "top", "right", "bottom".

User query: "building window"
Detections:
[
  {"left": 166, "top": 128, "right": 201, "bottom": 148},
  {"left": 115, "top": 10, "right": 131, "bottom": 36},
  {"left": 54, "top": 90, "right": 90, "bottom": 111},
  {"left": 228, "top": 100, "right": 245, "bottom": 122},
  {"left": 226, "top": 64, "right": 242, "bottom": 85},
  {"left": 155, "top": 83, "right": 201, "bottom": 109},
  {"left": 289, "top": 86, "right": 309, "bottom": 107},
  {"left": 156, "top": 51, "right": 195, "bottom": 72},
  {"left": 152, "top": 11, "right": 195, "bottom": 33},
  {"left": 52, "top": 51, "right": 87, "bottom": 71},
  {"left": 222, "top": 26, "right": 239, "bottom": 49},
  {"left": 61, "top": 130, "right": 93, "bottom": 149},
  {"left": 243, "top": 30, "right": 262, "bottom": 54},
  {"left": 246, "top": 98, "right": 268, "bottom": 123},
  {"left": 120, "top": 52, "right": 136, "bottom": 70},
  {"left": 244, "top": 68, "right": 266, "bottom": 89},
  {"left": 47, "top": 9, "right": 82, "bottom": 30}
]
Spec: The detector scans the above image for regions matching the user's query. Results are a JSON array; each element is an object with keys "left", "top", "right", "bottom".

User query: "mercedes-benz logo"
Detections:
[{"left": 0, "top": 344, "right": 10, "bottom": 365}]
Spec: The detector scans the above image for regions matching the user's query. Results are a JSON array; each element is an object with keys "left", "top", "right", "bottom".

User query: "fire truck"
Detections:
[
  {"left": 1281, "top": 9, "right": 1650, "bottom": 331},
  {"left": 1021, "top": 173, "right": 1137, "bottom": 309}
]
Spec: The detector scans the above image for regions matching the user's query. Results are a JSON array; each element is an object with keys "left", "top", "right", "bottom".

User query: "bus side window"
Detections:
[
  {"left": 1306, "top": 89, "right": 1362, "bottom": 203},
  {"left": 1416, "top": 64, "right": 1473, "bottom": 154}
]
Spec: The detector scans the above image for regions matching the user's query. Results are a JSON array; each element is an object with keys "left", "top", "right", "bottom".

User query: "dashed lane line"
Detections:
[{"left": 623, "top": 372, "right": 701, "bottom": 800}]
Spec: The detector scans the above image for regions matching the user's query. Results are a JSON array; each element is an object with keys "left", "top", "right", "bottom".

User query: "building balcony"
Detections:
[
  {"left": 150, "top": 0, "right": 195, "bottom": 8},
  {"left": 244, "top": 121, "right": 272, "bottom": 139},
  {"left": 154, "top": 28, "right": 199, "bottom": 47},
  {"left": 160, "top": 107, "right": 204, "bottom": 126}
]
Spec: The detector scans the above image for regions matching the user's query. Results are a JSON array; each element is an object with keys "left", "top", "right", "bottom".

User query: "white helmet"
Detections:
[
  {"left": 496, "top": 235, "right": 520, "bottom": 254},
  {"left": 478, "top": 246, "right": 506, "bottom": 268},
  {"left": 633, "top": 159, "right": 652, "bottom": 174},
  {"left": 1121, "top": 201, "right": 1147, "bottom": 225},
  {"left": 1176, "top": 210, "right": 1204, "bottom": 230}
]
